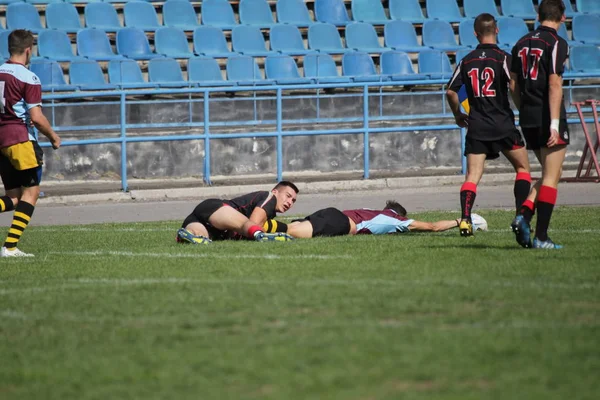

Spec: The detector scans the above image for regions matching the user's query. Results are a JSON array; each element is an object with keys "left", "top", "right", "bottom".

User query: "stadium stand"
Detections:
[
  {"left": 187, "top": 57, "right": 230, "bottom": 86},
  {"left": 117, "top": 28, "right": 163, "bottom": 60},
  {"left": 148, "top": 57, "right": 189, "bottom": 88},
  {"left": 455, "top": 48, "right": 472, "bottom": 64},
  {"left": 307, "top": 23, "right": 350, "bottom": 54},
  {"left": 497, "top": 17, "right": 530, "bottom": 50},
  {"left": 226, "top": 55, "right": 272, "bottom": 85},
  {"left": 572, "top": 14, "right": 600, "bottom": 45},
  {"left": 70, "top": 60, "right": 118, "bottom": 90},
  {"left": 500, "top": 0, "right": 537, "bottom": 20},
  {"left": 30, "top": 60, "right": 78, "bottom": 92},
  {"left": 163, "top": 1, "right": 200, "bottom": 31},
  {"left": 564, "top": 0, "right": 580, "bottom": 17},
  {"left": 463, "top": 0, "right": 501, "bottom": 18},
  {"left": 265, "top": 55, "right": 313, "bottom": 84},
  {"left": 108, "top": 59, "right": 159, "bottom": 89},
  {"left": 418, "top": 50, "right": 453, "bottom": 79},
  {"left": 276, "top": 0, "right": 314, "bottom": 27},
  {"left": 270, "top": 24, "right": 311, "bottom": 55},
  {"left": 576, "top": 0, "right": 600, "bottom": 14},
  {"left": 193, "top": 26, "right": 233, "bottom": 58},
  {"left": 45, "top": 3, "right": 83, "bottom": 33},
  {"left": 84, "top": 3, "right": 122, "bottom": 32},
  {"left": 389, "top": 0, "right": 426, "bottom": 23},
  {"left": 459, "top": 19, "right": 479, "bottom": 48},
  {"left": 345, "top": 22, "right": 391, "bottom": 53},
  {"left": 570, "top": 45, "right": 600, "bottom": 74},
  {"left": 37, "top": 30, "right": 84, "bottom": 62},
  {"left": 351, "top": 0, "right": 390, "bottom": 25},
  {"left": 6, "top": 3, "right": 44, "bottom": 33},
  {"left": 239, "top": 0, "right": 276, "bottom": 28},
  {"left": 154, "top": 27, "right": 195, "bottom": 59},
  {"left": 384, "top": 20, "right": 427, "bottom": 53},
  {"left": 77, "top": 29, "right": 125, "bottom": 61},
  {"left": 342, "top": 51, "right": 381, "bottom": 82},
  {"left": 422, "top": 20, "right": 466, "bottom": 52},
  {"left": 201, "top": 0, "right": 238, "bottom": 29},
  {"left": 0, "top": 31, "right": 11, "bottom": 60},
  {"left": 426, "top": 0, "right": 467, "bottom": 23},
  {"left": 231, "top": 25, "right": 272, "bottom": 57},
  {"left": 123, "top": 1, "right": 162, "bottom": 32},
  {"left": 380, "top": 51, "right": 428, "bottom": 81},
  {"left": 315, "top": 0, "right": 351, "bottom": 26},
  {"left": 303, "top": 53, "right": 350, "bottom": 83}
]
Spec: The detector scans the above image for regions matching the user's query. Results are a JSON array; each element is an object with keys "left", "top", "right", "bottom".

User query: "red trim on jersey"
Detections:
[
  {"left": 515, "top": 37, "right": 552, "bottom": 48},
  {"left": 463, "top": 57, "right": 504, "bottom": 65},
  {"left": 515, "top": 172, "right": 531, "bottom": 183},
  {"left": 556, "top": 136, "right": 567, "bottom": 145},
  {"left": 460, "top": 182, "right": 477, "bottom": 194},
  {"left": 5, "top": 60, "right": 26, "bottom": 67},
  {"left": 522, "top": 199, "right": 535, "bottom": 212},
  {"left": 538, "top": 186, "right": 557, "bottom": 205}
]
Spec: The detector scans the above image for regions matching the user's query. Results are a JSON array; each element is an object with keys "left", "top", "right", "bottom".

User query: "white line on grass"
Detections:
[{"left": 48, "top": 250, "right": 352, "bottom": 260}]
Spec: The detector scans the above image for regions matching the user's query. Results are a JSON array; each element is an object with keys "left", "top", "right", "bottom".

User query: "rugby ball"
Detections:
[{"left": 471, "top": 213, "right": 488, "bottom": 231}]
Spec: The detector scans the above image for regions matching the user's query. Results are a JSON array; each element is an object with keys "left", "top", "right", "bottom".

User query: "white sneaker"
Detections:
[{"left": 0, "top": 247, "right": 34, "bottom": 257}]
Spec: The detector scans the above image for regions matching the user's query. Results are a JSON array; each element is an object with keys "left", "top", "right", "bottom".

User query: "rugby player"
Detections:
[
  {"left": 176, "top": 181, "right": 298, "bottom": 243},
  {"left": 446, "top": 13, "right": 531, "bottom": 238},
  {"left": 0, "top": 30, "right": 61, "bottom": 257},
  {"left": 510, "top": 0, "right": 569, "bottom": 249}
]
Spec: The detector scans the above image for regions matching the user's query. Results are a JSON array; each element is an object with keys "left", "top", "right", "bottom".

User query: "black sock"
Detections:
[
  {"left": 460, "top": 182, "right": 477, "bottom": 221},
  {"left": 4, "top": 201, "right": 35, "bottom": 249},
  {"left": 263, "top": 219, "right": 288, "bottom": 233},
  {"left": 535, "top": 186, "right": 557, "bottom": 241},
  {"left": 0, "top": 196, "right": 15, "bottom": 213},
  {"left": 514, "top": 173, "right": 531, "bottom": 214}
]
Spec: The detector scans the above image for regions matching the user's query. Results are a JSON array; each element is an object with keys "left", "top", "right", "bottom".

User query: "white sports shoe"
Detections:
[
  {"left": 1, "top": 247, "right": 34, "bottom": 257},
  {"left": 471, "top": 213, "right": 488, "bottom": 232}
]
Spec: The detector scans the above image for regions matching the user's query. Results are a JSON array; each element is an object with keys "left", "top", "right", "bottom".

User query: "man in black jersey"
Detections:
[
  {"left": 510, "top": 0, "right": 569, "bottom": 249},
  {"left": 447, "top": 13, "right": 531, "bottom": 237},
  {"left": 176, "top": 181, "right": 299, "bottom": 244}
]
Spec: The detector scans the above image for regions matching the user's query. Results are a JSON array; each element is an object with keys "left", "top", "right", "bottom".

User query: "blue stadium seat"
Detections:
[
  {"left": 85, "top": 3, "right": 122, "bottom": 32},
  {"left": 422, "top": 20, "right": 466, "bottom": 52},
  {"left": 501, "top": 0, "right": 537, "bottom": 20},
  {"left": 0, "top": 0, "right": 24, "bottom": 4},
  {"left": 0, "top": 31, "right": 11, "bottom": 60},
  {"left": 226, "top": 55, "right": 272, "bottom": 85},
  {"left": 497, "top": 17, "right": 529, "bottom": 50},
  {"left": 463, "top": 0, "right": 500, "bottom": 19},
  {"left": 308, "top": 23, "right": 350, "bottom": 54},
  {"left": 154, "top": 27, "right": 195, "bottom": 59},
  {"left": 455, "top": 48, "right": 472, "bottom": 64},
  {"left": 65, "top": 0, "right": 102, "bottom": 3},
  {"left": 564, "top": 1, "right": 580, "bottom": 17},
  {"left": 163, "top": 0, "right": 200, "bottom": 31},
  {"left": 276, "top": 0, "right": 314, "bottom": 27},
  {"left": 193, "top": 26, "right": 232, "bottom": 58},
  {"left": 351, "top": 0, "right": 389, "bottom": 25},
  {"left": 384, "top": 20, "right": 427, "bottom": 53},
  {"left": 459, "top": 19, "right": 479, "bottom": 48},
  {"left": 389, "top": 0, "right": 426, "bottom": 23},
  {"left": 117, "top": 28, "right": 163, "bottom": 60},
  {"left": 38, "top": 30, "right": 85, "bottom": 62},
  {"left": 148, "top": 57, "right": 190, "bottom": 88},
  {"left": 188, "top": 57, "right": 230, "bottom": 87},
  {"left": 342, "top": 51, "right": 382, "bottom": 82},
  {"left": 573, "top": 15, "right": 600, "bottom": 45},
  {"left": 426, "top": 0, "right": 466, "bottom": 23},
  {"left": 418, "top": 50, "right": 453, "bottom": 79},
  {"left": 303, "top": 52, "right": 350, "bottom": 83},
  {"left": 6, "top": 3, "right": 44, "bottom": 33},
  {"left": 315, "top": 0, "right": 351, "bottom": 26},
  {"left": 70, "top": 60, "right": 118, "bottom": 90},
  {"left": 270, "top": 25, "right": 310, "bottom": 55},
  {"left": 77, "top": 29, "right": 126, "bottom": 61},
  {"left": 239, "top": 0, "right": 276, "bottom": 28},
  {"left": 577, "top": 0, "right": 600, "bottom": 14},
  {"left": 201, "top": 0, "right": 237, "bottom": 29},
  {"left": 265, "top": 55, "right": 312, "bottom": 84},
  {"left": 380, "top": 51, "right": 427, "bottom": 81},
  {"left": 30, "top": 61, "right": 79, "bottom": 92},
  {"left": 124, "top": 1, "right": 161, "bottom": 32},
  {"left": 108, "top": 59, "right": 158, "bottom": 89},
  {"left": 231, "top": 25, "right": 272, "bottom": 57},
  {"left": 45, "top": 3, "right": 82, "bottom": 33},
  {"left": 345, "top": 22, "right": 391, "bottom": 53},
  {"left": 569, "top": 45, "right": 600, "bottom": 74},
  {"left": 26, "top": 0, "right": 62, "bottom": 4}
]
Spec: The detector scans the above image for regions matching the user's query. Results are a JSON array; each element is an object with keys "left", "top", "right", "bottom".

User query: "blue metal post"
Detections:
[
  {"left": 120, "top": 92, "right": 128, "bottom": 192},
  {"left": 276, "top": 88, "right": 283, "bottom": 182},
  {"left": 460, "top": 127, "right": 467, "bottom": 175},
  {"left": 203, "top": 91, "right": 212, "bottom": 185},
  {"left": 363, "top": 85, "right": 370, "bottom": 179}
]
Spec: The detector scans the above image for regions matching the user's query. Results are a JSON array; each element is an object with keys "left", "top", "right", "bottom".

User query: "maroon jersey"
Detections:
[
  {"left": 342, "top": 208, "right": 414, "bottom": 234},
  {"left": 0, "top": 61, "right": 42, "bottom": 148}
]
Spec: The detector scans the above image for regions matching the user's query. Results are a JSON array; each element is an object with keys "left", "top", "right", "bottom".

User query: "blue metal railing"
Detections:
[{"left": 37, "top": 79, "right": 599, "bottom": 191}]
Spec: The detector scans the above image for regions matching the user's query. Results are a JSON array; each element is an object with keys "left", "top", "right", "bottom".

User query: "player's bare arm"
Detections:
[
  {"left": 445, "top": 90, "right": 468, "bottom": 128},
  {"left": 509, "top": 72, "right": 521, "bottom": 110},
  {"left": 547, "top": 74, "right": 563, "bottom": 147},
  {"left": 30, "top": 106, "right": 61, "bottom": 149},
  {"left": 248, "top": 206, "right": 268, "bottom": 228},
  {"left": 408, "top": 219, "right": 460, "bottom": 233}
]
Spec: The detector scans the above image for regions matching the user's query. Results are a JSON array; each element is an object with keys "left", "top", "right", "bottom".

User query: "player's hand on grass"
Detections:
[{"left": 454, "top": 113, "right": 469, "bottom": 128}]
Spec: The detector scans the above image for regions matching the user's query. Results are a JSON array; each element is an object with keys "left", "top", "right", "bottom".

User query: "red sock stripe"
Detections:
[
  {"left": 460, "top": 182, "right": 477, "bottom": 194},
  {"left": 515, "top": 172, "right": 531, "bottom": 183},
  {"left": 522, "top": 199, "right": 535, "bottom": 211},
  {"left": 538, "top": 186, "right": 558, "bottom": 205},
  {"left": 247, "top": 225, "right": 263, "bottom": 237}
]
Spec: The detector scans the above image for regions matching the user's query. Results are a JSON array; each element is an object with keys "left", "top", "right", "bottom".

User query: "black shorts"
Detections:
[
  {"left": 464, "top": 130, "right": 525, "bottom": 160},
  {"left": 298, "top": 207, "right": 351, "bottom": 237},
  {"left": 522, "top": 121, "right": 570, "bottom": 150},
  {"left": 182, "top": 198, "right": 230, "bottom": 240},
  {"left": 0, "top": 141, "right": 44, "bottom": 190}
]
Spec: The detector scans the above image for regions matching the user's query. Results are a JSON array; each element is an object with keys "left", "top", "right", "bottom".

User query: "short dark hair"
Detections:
[
  {"left": 538, "top": 0, "right": 565, "bottom": 23},
  {"left": 474, "top": 13, "right": 497, "bottom": 38},
  {"left": 273, "top": 180, "right": 299, "bottom": 194},
  {"left": 8, "top": 30, "right": 34, "bottom": 56},
  {"left": 384, "top": 200, "right": 407, "bottom": 217}
]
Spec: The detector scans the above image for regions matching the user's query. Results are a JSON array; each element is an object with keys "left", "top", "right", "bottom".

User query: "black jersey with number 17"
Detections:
[
  {"left": 448, "top": 44, "right": 517, "bottom": 141},
  {"left": 510, "top": 25, "right": 569, "bottom": 128}
]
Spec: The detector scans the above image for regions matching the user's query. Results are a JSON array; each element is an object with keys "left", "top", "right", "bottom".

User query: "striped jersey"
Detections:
[
  {"left": 0, "top": 61, "right": 42, "bottom": 148},
  {"left": 342, "top": 208, "right": 415, "bottom": 235},
  {"left": 224, "top": 191, "right": 278, "bottom": 219}
]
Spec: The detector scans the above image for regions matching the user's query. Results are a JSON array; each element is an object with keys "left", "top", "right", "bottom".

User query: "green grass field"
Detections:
[{"left": 1, "top": 207, "right": 599, "bottom": 400}]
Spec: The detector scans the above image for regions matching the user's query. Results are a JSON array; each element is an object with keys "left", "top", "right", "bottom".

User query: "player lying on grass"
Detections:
[
  {"left": 176, "top": 181, "right": 298, "bottom": 244},
  {"left": 262, "top": 201, "right": 487, "bottom": 238}
]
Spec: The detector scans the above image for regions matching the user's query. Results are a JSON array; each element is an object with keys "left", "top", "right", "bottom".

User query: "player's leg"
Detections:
[
  {"left": 207, "top": 205, "right": 293, "bottom": 241},
  {"left": 286, "top": 220, "right": 314, "bottom": 238},
  {"left": 176, "top": 199, "right": 224, "bottom": 244},
  {"left": 533, "top": 144, "right": 567, "bottom": 249},
  {"left": 0, "top": 155, "right": 20, "bottom": 214},
  {"left": 501, "top": 131, "right": 532, "bottom": 213},
  {"left": 459, "top": 152, "right": 486, "bottom": 237}
]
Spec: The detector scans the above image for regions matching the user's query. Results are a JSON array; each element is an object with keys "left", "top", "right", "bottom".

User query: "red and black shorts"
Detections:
[
  {"left": 521, "top": 120, "right": 570, "bottom": 150},
  {"left": 0, "top": 140, "right": 44, "bottom": 190},
  {"left": 294, "top": 207, "right": 351, "bottom": 237},
  {"left": 464, "top": 129, "right": 525, "bottom": 160}
]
